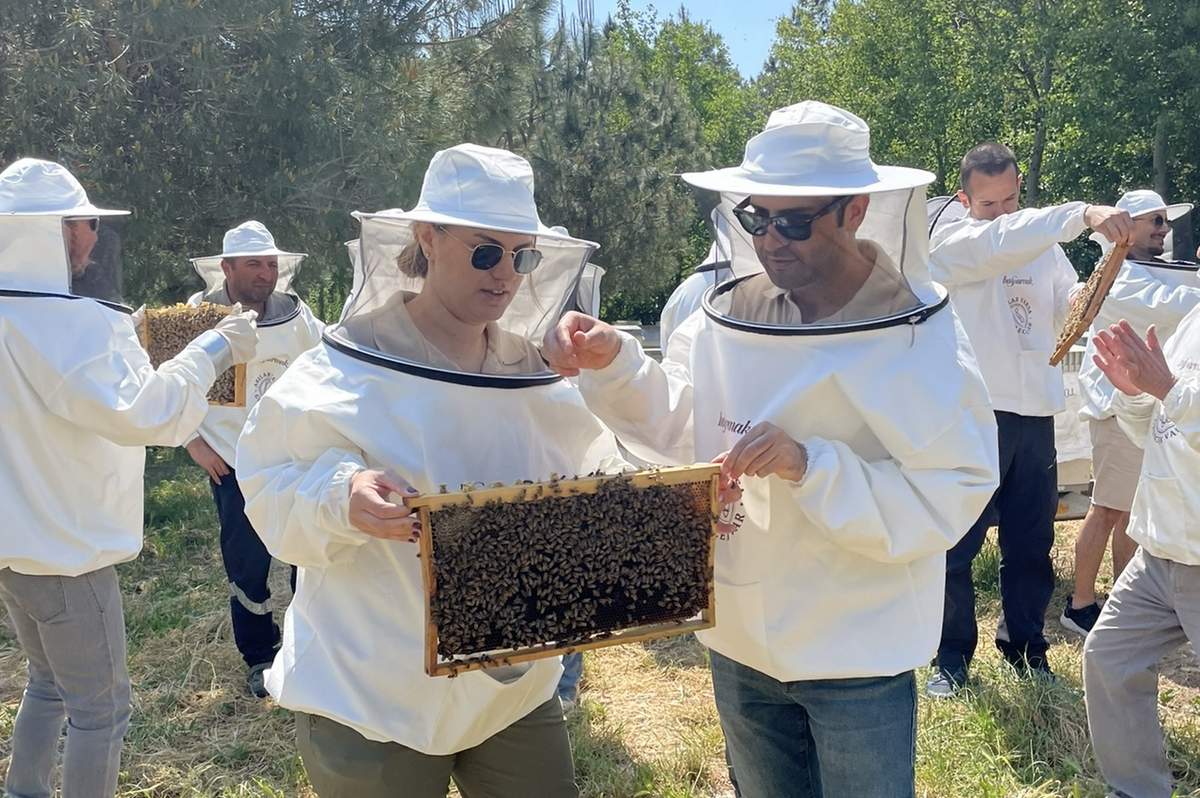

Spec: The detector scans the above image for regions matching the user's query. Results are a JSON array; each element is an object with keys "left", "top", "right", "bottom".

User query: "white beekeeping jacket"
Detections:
[
  {"left": 0, "top": 158, "right": 217, "bottom": 576},
  {"left": 1113, "top": 303, "right": 1200, "bottom": 564},
  {"left": 930, "top": 200, "right": 1086, "bottom": 417},
  {"left": 235, "top": 204, "right": 628, "bottom": 753},
  {"left": 1078, "top": 257, "right": 1200, "bottom": 422},
  {"left": 185, "top": 255, "right": 325, "bottom": 465},
  {"left": 578, "top": 186, "right": 999, "bottom": 681}
]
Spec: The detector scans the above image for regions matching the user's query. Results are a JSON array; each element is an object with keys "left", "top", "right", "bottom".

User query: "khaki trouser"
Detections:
[
  {"left": 296, "top": 697, "right": 578, "bottom": 798},
  {"left": 1083, "top": 548, "right": 1200, "bottom": 798}
]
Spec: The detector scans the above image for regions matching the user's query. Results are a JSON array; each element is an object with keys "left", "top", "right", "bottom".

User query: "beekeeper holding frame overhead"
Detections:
[
  {"left": 235, "top": 144, "right": 626, "bottom": 797},
  {"left": 0, "top": 158, "right": 256, "bottom": 798},
  {"left": 182, "top": 220, "right": 324, "bottom": 698},
  {"left": 544, "top": 101, "right": 999, "bottom": 797}
]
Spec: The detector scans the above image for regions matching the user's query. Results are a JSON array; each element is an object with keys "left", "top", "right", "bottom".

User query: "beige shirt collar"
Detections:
[
  {"left": 727, "top": 242, "right": 920, "bottom": 325},
  {"left": 340, "top": 291, "right": 545, "bottom": 375}
]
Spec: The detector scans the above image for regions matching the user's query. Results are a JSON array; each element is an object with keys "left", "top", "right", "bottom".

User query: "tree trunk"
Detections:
[
  {"left": 1026, "top": 114, "right": 1046, "bottom": 208},
  {"left": 1153, "top": 111, "right": 1169, "bottom": 197}
]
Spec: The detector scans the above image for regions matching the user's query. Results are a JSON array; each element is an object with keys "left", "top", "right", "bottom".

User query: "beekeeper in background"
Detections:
[
  {"left": 182, "top": 220, "right": 324, "bottom": 697},
  {"left": 658, "top": 207, "right": 733, "bottom": 349},
  {"left": 1067, "top": 190, "right": 1197, "bottom": 636},
  {"left": 545, "top": 102, "right": 999, "bottom": 798},
  {"left": 0, "top": 158, "right": 256, "bottom": 798},
  {"left": 1084, "top": 309, "right": 1200, "bottom": 798},
  {"left": 236, "top": 144, "right": 625, "bottom": 797},
  {"left": 927, "top": 142, "right": 1133, "bottom": 695}
]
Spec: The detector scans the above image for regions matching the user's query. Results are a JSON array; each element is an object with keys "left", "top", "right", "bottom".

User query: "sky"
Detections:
[{"left": 581, "top": 0, "right": 796, "bottom": 79}]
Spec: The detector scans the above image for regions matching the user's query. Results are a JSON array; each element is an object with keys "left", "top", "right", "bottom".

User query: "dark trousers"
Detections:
[
  {"left": 210, "top": 468, "right": 295, "bottom": 668},
  {"left": 938, "top": 411, "right": 1057, "bottom": 674}
]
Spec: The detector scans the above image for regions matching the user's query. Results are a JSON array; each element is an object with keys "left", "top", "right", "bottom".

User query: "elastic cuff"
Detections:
[
  {"left": 193, "top": 329, "right": 233, "bottom": 374},
  {"left": 789, "top": 437, "right": 832, "bottom": 492},
  {"left": 1163, "top": 377, "right": 1191, "bottom": 419}
]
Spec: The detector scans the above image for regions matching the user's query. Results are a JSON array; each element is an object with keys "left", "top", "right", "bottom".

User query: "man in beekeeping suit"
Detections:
[
  {"left": 1068, "top": 190, "right": 1198, "bottom": 636},
  {"left": 927, "top": 142, "right": 1133, "bottom": 695},
  {"left": 183, "top": 220, "right": 324, "bottom": 697},
  {"left": 0, "top": 158, "right": 256, "bottom": 797},
  {"left": 1084, "top": 308, "right": 1200, "bottom": 797},
  {"left": 544, "top": 102, "right": 1000, "bottom": 797}
]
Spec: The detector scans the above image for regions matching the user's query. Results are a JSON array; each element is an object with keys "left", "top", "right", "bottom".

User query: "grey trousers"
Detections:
[
  {"left": 296, "top": 698, "right": 578, "bottom": 798},
  {"left": 0, "top": 567, "right": 131, "bottom": 798},
  {"left": 1082, "top": 548, "right": 1198, "bottom": 798}
]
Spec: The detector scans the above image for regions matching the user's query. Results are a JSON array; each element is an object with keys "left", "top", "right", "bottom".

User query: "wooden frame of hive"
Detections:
[
  {"left": 137, "top": 304, "right": 247, "bottom": 407},
  {"left": 1050, "top": 241, "right": 1131, "bottom": 366},
  {"left": 408, "top": 464, "right": 721, "bottom": 678}
]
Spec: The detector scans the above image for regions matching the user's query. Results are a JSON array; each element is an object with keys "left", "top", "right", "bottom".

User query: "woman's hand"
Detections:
[
  {"left": 717, "top": 422, "right": 809, "bottom": 484},
  {"left": 348, "top": 469, "right": 421, "bottom": 542}
]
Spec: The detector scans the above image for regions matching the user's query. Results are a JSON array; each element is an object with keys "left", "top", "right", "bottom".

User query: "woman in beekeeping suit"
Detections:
[
  {"left": 235, "top": 144, "right": 623, "bottom": 797},
  {"left": 545, "top": 102, "right": 1000, "bottom": 796},
  {"left": 0, "top": 158, "right": 256, "bottom": 797}
]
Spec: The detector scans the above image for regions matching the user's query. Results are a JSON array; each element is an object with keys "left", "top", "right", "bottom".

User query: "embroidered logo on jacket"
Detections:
[
  {"left": 252, "top": 357, "right": 291, "bottom": 402},
  {"left": 1153, "top": 413, "right": 1180, "bottom": 444},
  {"left": 1009, "top": 296, "right": 1033, "bottom": 335}
]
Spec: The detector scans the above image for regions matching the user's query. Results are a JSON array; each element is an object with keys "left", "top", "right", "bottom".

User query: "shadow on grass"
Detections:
[{"left": 643, "top": 633, "right": 711, "bottom": 670}]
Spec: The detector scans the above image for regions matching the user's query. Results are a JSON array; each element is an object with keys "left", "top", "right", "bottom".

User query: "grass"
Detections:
[{"left": 3, "top": 447, "right": 1200, "bottom": 796}]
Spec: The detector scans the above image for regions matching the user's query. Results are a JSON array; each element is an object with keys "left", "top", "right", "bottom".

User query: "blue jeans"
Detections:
[
  {"left": 557, "top": 652, "right": 583, "bottom": 701},
  {"left": 709, "top": 651, "right": 916, "bottom": 798}
]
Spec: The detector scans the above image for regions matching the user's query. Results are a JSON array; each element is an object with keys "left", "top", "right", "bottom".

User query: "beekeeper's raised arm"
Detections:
[
  {"left": 929, "top": 146, "right": 1133, "bottom": 287},
  {"left": 545, "top": 309, "right": 698, "bottom": 466},
  {"left": 0, "top": 158, "right": 257, "bottom": 448}
]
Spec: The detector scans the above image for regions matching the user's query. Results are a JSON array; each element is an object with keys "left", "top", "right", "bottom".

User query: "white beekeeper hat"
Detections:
[
  {"left": 379, "top": 144, "right": 595, "bottom": 245},
  {"left": 190, "top": 220, "right": 306, "bottom": 293},
  {"left": 0, "top": 158, "right": 129, "bottom": 217},
  {"left": 1089, "top": 190, "right": 1193, "bottom": 249},
  {"left": 680, "top": 101, "right": 934, "bottom": 196}
]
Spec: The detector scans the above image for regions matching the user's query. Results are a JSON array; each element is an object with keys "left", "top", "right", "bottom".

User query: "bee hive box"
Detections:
[
  {"left": 1051, "top": 241, "right": 1131, "bottom": 366},
  {"left": 137, "top": 303, "right": 246, "bottom": 407},
  {"left": 409, "top": 465, "right": 720, "bottom": 677}
]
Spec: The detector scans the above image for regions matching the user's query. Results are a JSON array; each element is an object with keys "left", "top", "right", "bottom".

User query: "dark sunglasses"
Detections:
[
  {"left": 436, "top": 225, "right": 544, "bottom": 274},
  {"left": 67, "top": 217, "right": 99, "bottom": 231},
  {"left": 1148, "top": 214, "right": 1167, "bottom": 228},
  {"left": 733, "top": 196, "right": 850, "bottom": 241}
]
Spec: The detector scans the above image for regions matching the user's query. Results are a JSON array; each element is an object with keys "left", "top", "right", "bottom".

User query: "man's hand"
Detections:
[
  {"left": 1084, "top": 205, "right": 1135, "bottom": 246},
  {"left": 543, "top": 311, "right": 623, "bottom": 377},
  {"left": 1092, "top": 321, "right": 1177, "bottom": 400},
  {"left": 348, "top": 469, "right": 421, "bottom": 542},
  {"left": 718, "top": 422, "right": 809, "bottom": 484},
  {"left": 186, "top": 436, "right": 230, "bottom": 485}
]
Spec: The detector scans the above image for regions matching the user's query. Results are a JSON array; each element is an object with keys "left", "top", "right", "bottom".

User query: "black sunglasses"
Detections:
[
  {"left": 436, "top": 225, "right": 544, "bottom": 274},
  {"left": 733, "top": 196, "right": 850, "bottom": 241},
  {"left": 1148, "top": 214, "right": 1167, "bottom": 228},
  {"left": 67, "top": 217, "right": 99, "bottom": 231}
]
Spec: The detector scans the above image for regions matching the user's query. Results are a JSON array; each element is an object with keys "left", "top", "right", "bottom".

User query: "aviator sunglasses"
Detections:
[
  {"left": 435, "top": 225, "right": 544, "bottom": 274},
  {"left": 732, "top": 195, "right": 851, "bottom": 242}
]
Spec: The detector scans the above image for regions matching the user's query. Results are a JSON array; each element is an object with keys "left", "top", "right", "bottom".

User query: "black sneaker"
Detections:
[
  {"left": 1060, "top": 595, "right": 1102, "bottom": 636},
  {"left": 246, "top": 662, "right": 271, "bottom": 699},
  {"left": 925, "top": 666, "right": 967, "bottom": 699}
]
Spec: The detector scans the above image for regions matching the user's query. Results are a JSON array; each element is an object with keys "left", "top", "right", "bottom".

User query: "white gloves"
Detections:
[
  {"left": 188, "top": 304, "right": 259, "bottom": 373},
  {"left": 212, "top": 304, "right": 259, "bottom": 365}
]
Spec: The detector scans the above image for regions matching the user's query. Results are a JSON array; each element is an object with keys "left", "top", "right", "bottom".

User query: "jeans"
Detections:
[
  {"left": 709, "top": 651, "right": 916, "bottom": 798},
  {"left": 557, "top": 653, "right": 582, "bottom": 702},
  {"left": 210, "top": 469, "right": 295, "bottom": 668},
  {"left": 939, "top": 411, "right": 1057, "bottom": 674},
  {"left": 0, "top": 567, "right": 131, "bottom": 798}
]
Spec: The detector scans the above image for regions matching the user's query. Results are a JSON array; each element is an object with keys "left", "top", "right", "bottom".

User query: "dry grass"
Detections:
[{"left": 3, "top": 449, "right": 1200, "bottom": 796}]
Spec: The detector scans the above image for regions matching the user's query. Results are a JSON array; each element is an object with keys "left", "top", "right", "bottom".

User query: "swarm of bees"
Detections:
[
  {"left": 426, "top": 474, "right": 714, "bottom": 661},
  {"left": 138, "top": 302, "right": 244, "bottom": 405}
]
